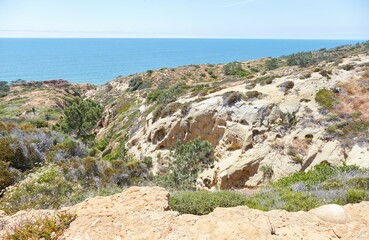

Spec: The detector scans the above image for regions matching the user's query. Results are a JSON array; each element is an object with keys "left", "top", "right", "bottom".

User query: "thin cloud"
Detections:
[
  {"left": 0, "top": 29, "right": 183, "bottom": 36},
  {"left": 222, "top": 0, "right": 255, "bottom": 7}
]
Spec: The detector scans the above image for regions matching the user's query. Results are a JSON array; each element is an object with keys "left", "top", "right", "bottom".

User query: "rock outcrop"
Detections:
[
  {"left": 123, "top": 54, "right": 369, "bottom": 189},
  {"left": 83, "top": 48, "right": 369, "bottom": 190},
  {"left": 1, "top": 187, "right": 368, "bottom": 239}
]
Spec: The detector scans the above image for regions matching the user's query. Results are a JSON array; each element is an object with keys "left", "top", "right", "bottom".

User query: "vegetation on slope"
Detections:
[
  {"left": 316, "top": 69, "right": 369, "bottom": 147},
  {"left": 0, "top": 41, "right": 369, "bottom": 217},
  {"left": 4, "top": 212, "right": 76, "bottom": 240},
  {"left": 54, "top": 98, "right": 103, "bottom": 142},
  {"left": 155, "top": 138, "right": 215, "bottom": 190},
  {"left": 0, "top": 88, "right": 151, "bottom": 214},
  {"left": 170, "top": 163, "right": 369, "bottom": 215},
  {"left": 0, "top": 124, "right": 152, "bottom": 214}
]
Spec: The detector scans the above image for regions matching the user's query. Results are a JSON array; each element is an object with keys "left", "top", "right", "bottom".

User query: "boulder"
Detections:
[{"left": 310, "top": 204, "right": 348, "bottom": 224}]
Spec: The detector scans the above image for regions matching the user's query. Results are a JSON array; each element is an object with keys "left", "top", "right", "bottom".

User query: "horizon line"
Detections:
[{"left": 0, "top": 37, "right": 368, "bottom": 41}]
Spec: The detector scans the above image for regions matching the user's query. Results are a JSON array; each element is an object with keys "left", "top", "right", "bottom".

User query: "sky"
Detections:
[{"left": 0, "top": 0, "right": 368, "bottom": 39}]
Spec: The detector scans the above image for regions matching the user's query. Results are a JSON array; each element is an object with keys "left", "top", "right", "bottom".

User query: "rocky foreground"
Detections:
[{"left": 1, "top": 187, "right": 368, "bottom": 239}]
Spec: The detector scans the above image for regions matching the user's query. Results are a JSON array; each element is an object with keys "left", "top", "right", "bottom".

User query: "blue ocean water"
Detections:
[{"left": 0, "top": 38, "right": 362, "bottom": 85}]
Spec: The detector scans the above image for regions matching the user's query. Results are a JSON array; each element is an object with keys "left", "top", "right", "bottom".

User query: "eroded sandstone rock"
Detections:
[{"left": 1, "top": 187, "right": 368, "bottom": 240}]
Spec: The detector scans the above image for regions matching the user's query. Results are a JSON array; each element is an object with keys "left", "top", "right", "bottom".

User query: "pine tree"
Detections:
[{"left": 56, "top": 99, "right": 103, "bottom": 141}]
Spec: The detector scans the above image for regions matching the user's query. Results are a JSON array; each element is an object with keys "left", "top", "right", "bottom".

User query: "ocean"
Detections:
[{"left": 0, "top": 38, "right": 362, "bottom": 85}]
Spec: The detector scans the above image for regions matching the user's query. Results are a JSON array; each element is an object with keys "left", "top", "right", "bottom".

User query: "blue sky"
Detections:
[{"left": 0, "top": 0, "right": 368, "bottom": 39}]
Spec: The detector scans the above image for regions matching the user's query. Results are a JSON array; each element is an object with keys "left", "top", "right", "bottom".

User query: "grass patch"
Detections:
[
  {"left": 4, "top": 212, "right": 76, "bottom": 240},
  {"left": 170, "top": 191, "right": 248, "bottom": 215},
  {"left": 169, "top": 164, "right": 369, "bottom": 215},
  {"left": 315, "top": 89, "right": 337, "bottom": 109}
]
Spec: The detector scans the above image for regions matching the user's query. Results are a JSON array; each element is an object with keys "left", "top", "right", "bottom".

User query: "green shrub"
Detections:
[
  {"left": 222, "top": 91, "right": 242, "bottom": 106},
  {"left": 96, "top": 137, "right": 109, "bottom": 151},
  {"left": 346, "top": 188, "right": 367, "bottom": 203},
  {"left": 292, "top": 156, "right": 303, "bottom": 164},
  {"left": 223, "top": 62, "right": 253, "bottom": 78},
  {"left": 0, "top": 165, "right": 75, "bottom": 214},
  {"left": 146, "top": 70, "right": 154, "bottom": 76},
  {"left": 37, "top": 167, "right": 59, "bottom": 184},
  {"left": 170, "top": 164, "right": 369, "bottom": 214},
  {"left": 278, "top": 81, "right": 294, "bottom": 93},
  {"left": 115, "top": 100, "right": 133, "bottom": 115},
  {"left": 0, "top": 137, "right": 29, "bottom": 171},
  {"left": 255, "top": 75, "right": 276, "bottom": 85},
  {"left": 170, "top": 191, "right": 248, "bottom": 215},
  {"left": 247, "top": 188, "right": 321, "bottom": 212},
  {"left": 272, "top": 163, "right": 342, "bottom": 188},
  {"left": 341, "top": 64, "right": 355, "bottom": 71},
  {"left": 245, "top": 81, "right": 256, "bottom": 89},
  {"left": 365, "top": 41, "right": 369, "bottom": 50},
  {"left": 4, "top": 212, "right": 76, "bottom": 240},
  {"left": 83, "top": 156, "right": 98, "bottom": 177},
  {"left": 103, "top": 141, "right": 128, "bottom": 161},
  {"left": 147, "top": 89, "right": 164, "bottom": 103},
  {"left": 319, "top": 69, "right": 332, "bottom": 78},
  {"left": 326, "top": 120, "right": 369, "bottom": 139},
  {"left": 51, "top": 138, "right": 84, "bottom": 157},
  {"left": 260, "top": 165, "right": 274, "bottom": 181},
  {"left": 156, "top": 138, "right": 215, "bottom": 190},
  {"left": 299, "top": 72, "right": 312, "bottom": 79},
  {"left": 348, "top": 177, "right": 369, "bottom": 190},
  {"left": 0, "top": 161, "right": 18, "bottom": 194},
  {"left": 265, "top": 58, "right": 279, "bottom": 70},
  {"left": 286, "top": 51, "right": 315, "bottom": 67},
  {"left": 19, "top": 122, "right": 35, "bottom": 132},
  {"left": 244, "top": 164, "right": 368, "bottom": 211},
  {"left": 55, "top": 98, "right": 103, "bottom": 142},
  {"left": 315, "top": 89, "right": 337, "bottom": 109},
  {"left": 147, "top": 86, "right": 184, "bottom": 104},
  {"left": 210, "top": 73, "right": 218, "bottom": 79},
  {"left": 30, "top": 120, "right": 48, "bottom": 128},
  {"left": 129, "top": 76, "right": 143, "bottom": 91},
  {"left": 244, "top": 90, "right": 261, "bottom": 100},
  {"left": 322, "top": 178, "right": 344, "bottom": 190},
  {"left": 128, "top": 76, "right": 151, "bottom": 91},
  {"left": 277, "top": 191, "right": 320, "bottom": 212},
  {"left": 190, "top": 84, "right": 210, "bottom": 95},
  {"left": 0, "top": 81, "right": 10, "bottom": 97}
]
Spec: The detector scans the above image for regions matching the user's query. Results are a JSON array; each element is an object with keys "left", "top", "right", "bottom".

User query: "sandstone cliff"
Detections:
[{"left": 86, "top": 44, "right": 369, "bottom": 190}]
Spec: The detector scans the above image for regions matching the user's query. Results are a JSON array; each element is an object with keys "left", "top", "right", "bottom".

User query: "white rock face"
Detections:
[{"left": 347, "top": 145, "right": 369, "bottom": 168}]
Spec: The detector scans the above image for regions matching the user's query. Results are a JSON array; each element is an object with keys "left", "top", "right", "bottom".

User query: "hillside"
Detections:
[
  {"left": 88, "top": 41, "right": 369, "bottom": 189},
  {"left": 0, "top": 80, "right": 94, "bottom": 124},
  {"left": 0, "top": 42, "right": 369, "bottom": 239}
]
